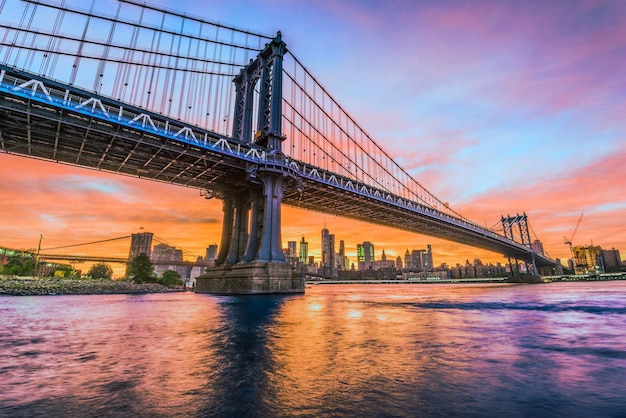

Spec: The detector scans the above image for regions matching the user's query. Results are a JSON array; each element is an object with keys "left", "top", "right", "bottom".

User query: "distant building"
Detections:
[
  {"left": 306, "top": 256, "right": 318, "bottom": 274},
  {"left": 338, "top": 240, "right": 347, "bottom": 270},
  {"left": 396, "top": 256, "right": 403, "bottom": 269},
  {"left": 554, "top": 259, "right": 564, "bottom": 275},
  {"left": 152, "top": 242, "right": 185, "bottom": 278},
  {"left": 189, "top": 260, "right": 205, "bottom": 283},
  {"left": 205, "top": 244, "right": 218, "bottom": 265},
  {"left": 152, "top": 243, "right": 177, "bottom": 262},
  {"left": 373, "top": 249, "right": 394, "bottom": 270},
  {"left": 404, "top": 249, "right": 411, "bottom": 270},
  {"left": 329, "top": 234, "right": 336, "bottom": 274},
  {"left": 411, "top": 250, "right": 422, "bottom": 270},
  {"left": 299, "top": 236, "right": 308, "bottom": 264},
  {"left": 321, "top": 228, "right": 330, "bottom": 268},
  {"left": 567, "top": 258, "right": 575, "bottom": 273},
  {"left": 357, "top": 241, "right": 374, "bottom": 270},
  {"left": 602, "top": 248, "right": 622, "bottom": 272},
  {"left": 424, "top": 245, "right": 433, "bottom": 270},
  {"left": 287, "top": 241, "right": 297, "bottom": 259},
  {"left": 531, "top": 239, "right": 545, "bottom": 255},
  {"left": 409, "top": 245, "right": 433, "bottom": 271},
  {"left": 573, "top": 245, "right": 604, "bottom": 274},
  {"left": 321, "top": 228, "right": 335, "bottom": 276}
]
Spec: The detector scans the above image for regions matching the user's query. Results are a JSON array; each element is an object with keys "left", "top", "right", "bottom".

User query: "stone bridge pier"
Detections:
[
  {"left": 195, "top": 162, "right": 304, "bottom": 294},
  {"left": 196, "top": 32, "right": 304, "bottom": 294}
]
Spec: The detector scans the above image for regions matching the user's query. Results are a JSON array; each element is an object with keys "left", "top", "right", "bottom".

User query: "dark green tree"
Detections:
[
  {"left": 160, "top": 269, "right": 183, "bottom": 287},
  {"left": 87, "top": 263, "right": 114, "bottom": 280},
  {"left": 2, "top": 254, "right": 35, "bottom": 276},
  {"left": 126, "top": 253, "right": 156, "bottom": 283}
]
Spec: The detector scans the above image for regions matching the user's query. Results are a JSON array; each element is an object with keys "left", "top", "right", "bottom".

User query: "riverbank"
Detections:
[
  {"left": 307, "top": 277, "right": 510, "bottom": 285},
  {"left": 0, "top": 277, "right": 186, "bottom": 296}
]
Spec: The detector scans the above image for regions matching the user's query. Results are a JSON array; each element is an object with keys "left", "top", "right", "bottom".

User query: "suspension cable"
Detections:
[
  {"left": 41, "top": 235, "right": 131, "bottom": 251},
  {"left": 0, "top": 43, "right": 237, "bottom": 76},
  {"left": 22, "top": 0, "right": 267, "bottom": 52},
  {"left": 283, "top": 50, "right": 469, "bottom": 221},
  {"left": 0, "top": 24, "right": 245, "bottom": 70}
]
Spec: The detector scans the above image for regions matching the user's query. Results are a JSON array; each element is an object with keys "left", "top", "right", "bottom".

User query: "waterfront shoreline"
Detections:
[
  {"left": 0, "top": 277, "right": 186, "bottom": 296},
  {"left": 306, "top": 273, "right": 626, "bottom": 285}
]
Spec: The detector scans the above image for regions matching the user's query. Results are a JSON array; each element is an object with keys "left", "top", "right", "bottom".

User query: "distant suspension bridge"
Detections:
[{"left": 1, "top": 233, "right": 210, "bottom": 267}]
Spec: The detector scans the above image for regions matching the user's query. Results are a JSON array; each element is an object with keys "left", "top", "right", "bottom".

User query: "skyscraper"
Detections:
[
  {"left": 411, "top": 250, "right": 422, "bottom": 270},
  {"left": 299, "top": 236, "right": 308, "bottom": 264},
  {"left": 424, "top": 244, "right": 433, "bottom": 270},
  {"left": 321, "top": 227, "right": 335, "bottom": 276},
  {"left": 357, "top": 241, "right": 374, "bottom": 270},
  {"left": 329, "top": 234, "right": 336, "bottom": 272},
  {"left": 338, "top": 240, "right": 346, "bottom": 270},
  {"left": 404, "top": 249, "right": 412, "bottom": 270},
  {"left": 205, "top": 244, "right": 218, "bottom": 264},
  {"left": 287, "top": 241, "right": 297, "bottom": 259},
  {"left": 322, "top": 228, "right": 330, "bottom": 267}
]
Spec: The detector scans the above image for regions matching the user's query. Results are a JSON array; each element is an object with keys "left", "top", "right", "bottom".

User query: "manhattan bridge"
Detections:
[{"left": 0, "top": 0, "right": 554, "bottom": 293}]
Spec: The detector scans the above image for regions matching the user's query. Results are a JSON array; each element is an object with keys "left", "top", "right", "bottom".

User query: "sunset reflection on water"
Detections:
[{"left": 2, "top": 282, "right": 626, "bottom": 417}]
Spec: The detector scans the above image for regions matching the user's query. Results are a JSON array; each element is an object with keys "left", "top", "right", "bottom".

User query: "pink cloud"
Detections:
[{"left": 459, "top": 147, "right": 626, "bottom": 260}]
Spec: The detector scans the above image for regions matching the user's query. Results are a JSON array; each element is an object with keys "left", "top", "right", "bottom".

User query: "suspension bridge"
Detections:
[
  {"left": 0, "top": 0, "right": 554, "bottom": 293},
  {"left": 1, "top": 233, "right": 210, "bottom": 271}
]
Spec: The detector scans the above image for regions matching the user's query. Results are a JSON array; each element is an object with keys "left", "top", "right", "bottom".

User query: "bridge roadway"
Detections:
[{"left": 0, "top": 65, "right": 554, "bottom": 267}]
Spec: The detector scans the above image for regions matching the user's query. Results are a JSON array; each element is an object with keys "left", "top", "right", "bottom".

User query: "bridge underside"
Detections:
[
  {"left": 0, "top": 69, "right": 553, "bottom": 270},
  {"left": 0, "top": 90, "right": 250, "bottom": 192}
]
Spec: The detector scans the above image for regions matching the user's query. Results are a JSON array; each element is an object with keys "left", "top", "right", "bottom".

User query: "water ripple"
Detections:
[
  {"left": 1, "top": 284, "right": 625, "bottom": 416},
  {"left": 395, "top": 301, "right": 626, "bottom": 314}
]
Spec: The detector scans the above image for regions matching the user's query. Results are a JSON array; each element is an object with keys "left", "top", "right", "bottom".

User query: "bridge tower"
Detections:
[
  {"left": 195, "top": 33, "right": 304, "bottom": 294},
  {"left": 501, "top": 213, "right": 539, "bottom": 278}
]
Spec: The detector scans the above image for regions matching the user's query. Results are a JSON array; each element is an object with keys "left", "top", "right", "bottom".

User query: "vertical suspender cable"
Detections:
[
  {"left": 22, "top": 4, "right": 34, "bottom": 68},
  {"left": 128, "top": 7, "right": 143, "bottom": 106},
  {"left": 155, "top": 13, "right": 166, "bottom": 114},
  {"left": 177, "top": 17, "right": 187, "bottom": 121}
]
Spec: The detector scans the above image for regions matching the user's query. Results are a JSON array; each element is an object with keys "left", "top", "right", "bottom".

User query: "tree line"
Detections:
[{"left": 1, "top": 252, "right": 183, "bottom": 287}]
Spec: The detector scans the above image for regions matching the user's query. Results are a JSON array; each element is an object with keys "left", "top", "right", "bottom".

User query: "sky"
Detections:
[{"left": 1, "top": 0, "right": 625, "bottom": 276}]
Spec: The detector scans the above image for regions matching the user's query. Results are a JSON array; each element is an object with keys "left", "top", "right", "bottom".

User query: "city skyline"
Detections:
[
  {"left": 1, "top": 0, "right": 625, "bottom": 268},
  {"left": 16, "top": 223, "right": 618, "bottom": 268}
]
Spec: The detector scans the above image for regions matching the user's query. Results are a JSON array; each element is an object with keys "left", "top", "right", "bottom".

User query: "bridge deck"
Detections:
[{"left": 0, "top": 65, "right": 554, "bottom": 267}]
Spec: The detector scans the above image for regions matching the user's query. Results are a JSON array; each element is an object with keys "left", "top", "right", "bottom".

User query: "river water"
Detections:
[{"left": 1, "top": 281, "right": 625, "bottom": 417}]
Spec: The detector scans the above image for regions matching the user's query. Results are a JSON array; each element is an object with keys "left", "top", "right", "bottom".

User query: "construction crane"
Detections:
[{"left": 564, "top": 213, "right": 584, "bottom": 260}]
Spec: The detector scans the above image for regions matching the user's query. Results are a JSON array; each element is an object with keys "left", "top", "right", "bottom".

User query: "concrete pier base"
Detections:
[{"left": 195, "top": 262, "right": 305, "bottom": 295}]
